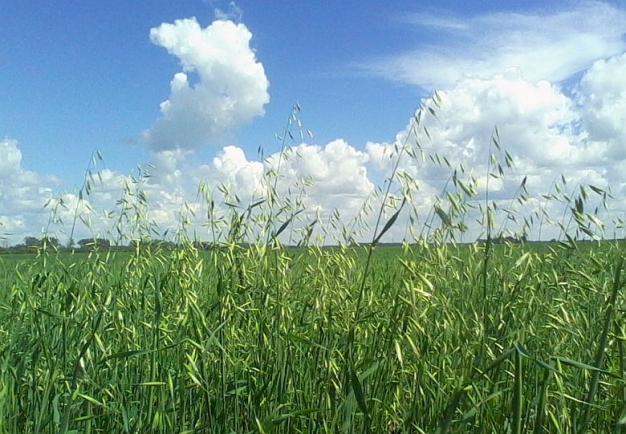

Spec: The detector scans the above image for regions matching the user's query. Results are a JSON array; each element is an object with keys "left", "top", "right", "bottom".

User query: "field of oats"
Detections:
[
  {"left": 1, "top": 103, "right": 625, "bottom": 433},
  {"left": 1, "top": 240, "right": 625, "bottom": 434}
]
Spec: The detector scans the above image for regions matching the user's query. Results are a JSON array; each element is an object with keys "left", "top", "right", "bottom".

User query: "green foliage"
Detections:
[
  {"left": 1, "top": 242, "right": 625, "bottom": 433},
  {"left": 1, "top": 98, "right": 625, "bottom": 433}
]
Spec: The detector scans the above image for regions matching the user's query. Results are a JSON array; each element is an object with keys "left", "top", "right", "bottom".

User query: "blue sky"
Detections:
[
  {"left": 2, "top": 0, "right": 424, "bottom": 179},
  {"left": 1, "top": 0, "right": 626, "bottom": 244}
]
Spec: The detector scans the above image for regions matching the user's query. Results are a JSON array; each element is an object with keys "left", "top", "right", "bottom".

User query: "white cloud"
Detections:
[
  {"left": 202, "top": 145, "right": 266, "bottom": 199},
  {"left": 364, "top": 1, "right": 626, "bottom": 89},
  {"left": 358, "top": 54, "right": 626, "bottom": 241},
  {"left": 38, "top": 141, "right": 375, "bottom": 245},
  {"left": 108, "top": 60, "right": 626, "bottom": 243},
  {"left": 349, "top": 2, "right": 626, "bottom": 240},
  {"left": 0, "top": 139, "right": 23, "bottom": 174},
  {"left": 419, "top": 74, "right": 585, "bottom": 168},
  {"left": 139, "top": 18, "right": 269, "bottom": 151},
  {"left": 576, "top": 52, "right": 626, "bottom": 160},
  {"left": 270, "top": 140, "right": 376, "bottom": 229},
  {"left": 214, "top": 1, "right": 243, "bottom": 21},
  {"left": 5, "top": 73, "right": 626, "bottom": 245},
  {"left": 285, "top": 140, "right": 373, "bottom": 196},
  {"left": 0, "top": 139, "right": 60, "bottom": 242},
  {"left": 0, "top": 137, "right": 377, "bottom": 245},
  {"left": 190, "top": 140, "right": 375, "bottom": 217}
]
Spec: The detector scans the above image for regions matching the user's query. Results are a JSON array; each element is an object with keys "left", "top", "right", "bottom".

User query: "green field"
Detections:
[
  {"left": 1, "top": 239, "right": 625, "bottom": 433},
  {"left": 1, "top": 101, "right": 624, "bottom": 433}
]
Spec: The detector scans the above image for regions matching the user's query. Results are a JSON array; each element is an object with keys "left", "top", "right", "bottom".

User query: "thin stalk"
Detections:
[
  {"left": 512, "top": 345, "right": 524, "bottom": 434},
  {"left": 577, "top": 257, "right": 624, "bottom": 433}
]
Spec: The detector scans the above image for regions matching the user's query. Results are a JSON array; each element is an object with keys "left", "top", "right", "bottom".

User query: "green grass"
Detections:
[
  {"left": 0, "top": 241, "right": 625, "bottom": 433},
  {"left": 2, "top": 100, "right": 625, "bottom": 433}
]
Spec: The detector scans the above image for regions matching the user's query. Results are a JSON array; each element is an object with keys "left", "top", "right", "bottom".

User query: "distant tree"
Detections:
[
  {"left": 78, "top": 238, "right": 111, "bottom": 249},
  {"left": 193, "top": 240, "right": 218, "bottom": 250},
  {"left": 96, "top": 238, "right": 111, "bottom": 248},
  {"left": 42, "top": 236, "right": 60, "bottom": 248},
  {"left": 23, "top": 236, "right": 59, "bottom": 248},
  {"left": 24, "top": 236, "right": 39, "bottom": 247}
]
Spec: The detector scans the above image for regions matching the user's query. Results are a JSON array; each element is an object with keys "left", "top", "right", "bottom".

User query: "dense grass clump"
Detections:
[{"left": 1, "top": 101, "right": 626, "bottom": 433}]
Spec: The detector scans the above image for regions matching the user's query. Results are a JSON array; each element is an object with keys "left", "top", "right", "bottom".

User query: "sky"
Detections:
[{"left": 1, "top": 0, "right": 626, "bottom": 245}]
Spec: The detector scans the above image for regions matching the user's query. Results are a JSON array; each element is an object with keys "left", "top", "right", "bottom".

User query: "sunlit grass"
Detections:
[{"left": 0, "top": 100, "right": 625, "bottom": 433}]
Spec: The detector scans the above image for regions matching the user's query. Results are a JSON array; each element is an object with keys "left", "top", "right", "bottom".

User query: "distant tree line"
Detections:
[
  {"left": 0, "top": 236, "right": 113, "bottom": 254},
  {"left": 76, "top": 238, "right": 111, "bottom": 249},
  {"left": 0, "top": 236, "right": 260, "bottom": 254},
  {"left": 0, "top": 236, "right": 220, "bottom": 254},
  {"left": 477, "top": 234, "right": 527, "bottom": 244}
]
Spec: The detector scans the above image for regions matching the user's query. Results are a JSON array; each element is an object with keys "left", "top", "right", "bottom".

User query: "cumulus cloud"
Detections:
[
  {"left": 576, "top": 52, "right": 626, "bottom": 159},
  {"left": 199, "top": 145, "right": 266, "bottom": 199},
  {"left": 282, "top": 140, "right": 373, "bottom": 196},
  {"left": 419, "top": 74, "right": 585, "bottom": 168},
  {"left": 357, "top": 49, "right": 626, "bottom": 240},
  {"left": 0, "top": 139, "right": 59, "bottom": 242},
  {"left": 364, "top": 1, "right": 626, "bottom": 89},
  {"left": 139, "top": 18, "right": 269, "bottom": 151},
  {"left": 190, "top": 140, "right": 375, "bottom": 215},
  {"left": 345, "top": 2, "right": 626, "bottom": 240},
  {"left": 46, "top": 141, "right": 377, "bottom": 245},
  {"left": 125, "top": 3, "right": 626, "bottom": 242}
]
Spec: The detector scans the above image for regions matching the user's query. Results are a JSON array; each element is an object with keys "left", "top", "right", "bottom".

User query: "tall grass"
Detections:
[{"left": 0, "top": 98, "right": 625, "bottom": 433}]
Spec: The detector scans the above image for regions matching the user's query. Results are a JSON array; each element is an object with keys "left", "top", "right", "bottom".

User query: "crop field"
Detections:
[
  {"left": 0, "top": 238, "right": 625, "bottom": 434},
  {"left": 1, "top": 105, "right": 625, "bottom": 434}
]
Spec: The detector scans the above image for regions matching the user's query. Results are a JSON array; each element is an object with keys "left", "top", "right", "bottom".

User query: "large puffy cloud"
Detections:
[
  {"left": 363, "top": 1, "right": 626, "bottom": 90},
  {"left": 208, "top": 146, "right": 265, "bottom": 199},
  {"left": 190, "top": 140, "right": 375, "bottom": 219},
  {"left": 367, "top": 74, "right": 579, "bottom": 185},
  {"left": 355, "top": 2, "right": 626, "bottom": 240},
  {"left": 416, "top": 74, "right": 588, "bottom": 170},
  {"left": 278, "top": 140, "right": 373, "bottom": 197},
  {"left": 360, "top": 53, "right": 626, "bottom": 240},
  {"left": 139, "top": 18, "right": 269, "bottom": 151},
  {"left": 128, "top": 4, "right": 626, "bottom": 241}
]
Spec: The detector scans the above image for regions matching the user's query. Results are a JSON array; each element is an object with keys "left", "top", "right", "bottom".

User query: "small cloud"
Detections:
[
  {"left": 0, "top": 138, "right": 23, "bottom": 174},
  {"left": 214, "top": 1, "right": 243, "bottom": 22},
  {"left": 139, "top": 17, "right": 269, "bottom": 151}
]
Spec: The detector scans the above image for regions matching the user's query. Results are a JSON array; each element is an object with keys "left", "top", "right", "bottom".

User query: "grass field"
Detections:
[
  {"left": 2, "top": 103, "right": 625, "bottom": 433},
  {"left": 1, "top": 239, "right": 625, "bottom": 433}
]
